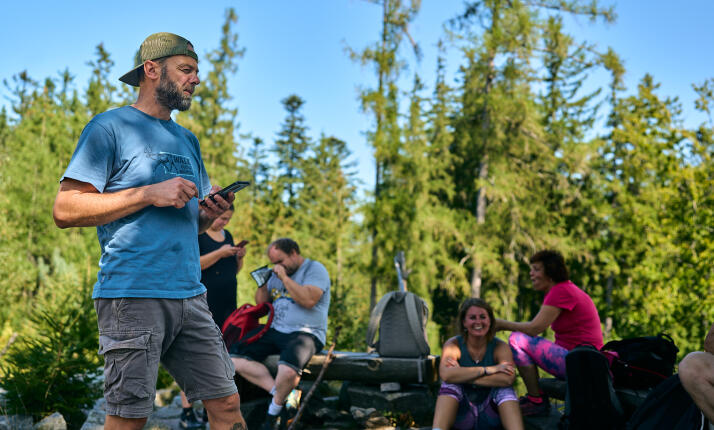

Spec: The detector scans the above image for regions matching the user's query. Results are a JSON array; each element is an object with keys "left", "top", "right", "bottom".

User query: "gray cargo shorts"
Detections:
[{"left": 95, "top": 293, "right": 237, "bottom": 419}]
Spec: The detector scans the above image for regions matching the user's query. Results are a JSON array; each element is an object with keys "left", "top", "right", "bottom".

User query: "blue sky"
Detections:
[{"left": 4, "top": 1, "right": 714, "bottom": 190}]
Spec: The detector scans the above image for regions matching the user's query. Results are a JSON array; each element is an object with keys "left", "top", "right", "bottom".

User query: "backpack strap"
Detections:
[
  {"left": 366, "top": 291, "right": 396, "bottom": 350},
  {"left": 243, "top": 302, "right": 274, "bottom": 344},
  {"left": 404, "top": 292, "right": 430, "bottom": 357}
]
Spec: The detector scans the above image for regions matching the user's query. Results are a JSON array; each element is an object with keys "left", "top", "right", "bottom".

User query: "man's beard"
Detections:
[{"left": 155, "top": 67, "right": 192, "bottom": 111}]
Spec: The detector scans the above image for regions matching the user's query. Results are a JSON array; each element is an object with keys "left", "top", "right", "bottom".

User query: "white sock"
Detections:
[
  {"left": 269, "top": 386, "right": 277, "bottom": 396},
  {"left": 268, "top": 398, "right": 284, "bottom": 416}
]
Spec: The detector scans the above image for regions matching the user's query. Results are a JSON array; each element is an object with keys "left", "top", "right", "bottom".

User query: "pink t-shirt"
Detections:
[{"left": 543, "top": 280, "right": 603, "bottom": 350}]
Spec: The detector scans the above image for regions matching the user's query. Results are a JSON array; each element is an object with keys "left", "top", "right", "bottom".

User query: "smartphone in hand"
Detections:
[
  {"left": 200, "top": 180, "right": 251, "bottom": 206},
  {"left": 236, "top": 240, "right": 249, "bottom": 248}
]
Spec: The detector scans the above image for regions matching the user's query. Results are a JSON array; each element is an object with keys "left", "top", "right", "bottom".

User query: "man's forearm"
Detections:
[
  {"left": 54, "top": 185, "right": 152, "bottom": 228},
  {"left": 280, "top": 276, "right": 321, "bottom": 309}
]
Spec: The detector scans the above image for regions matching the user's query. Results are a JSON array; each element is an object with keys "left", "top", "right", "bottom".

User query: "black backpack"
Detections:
[
  {"left": 560, "top": 345, "right": 625, "bottom": 430},
  {"left": 627, "top": 374, "right": 709, "bottom": 430},
  {"left": 602, "top": 333, "right": 679, "bottom": 389}
]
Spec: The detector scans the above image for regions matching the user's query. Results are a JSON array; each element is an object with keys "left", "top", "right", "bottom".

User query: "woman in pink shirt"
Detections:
[{"left": 495, "top": 250, "right": 603, "bottom": 417}]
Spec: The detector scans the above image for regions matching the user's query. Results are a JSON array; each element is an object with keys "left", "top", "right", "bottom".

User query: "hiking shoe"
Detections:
[
  {"left": 519, "top": 395, "right": 550, "bottom": 416},
  {"left": 180, "top": 408, "right": 205, "bottom": 429}
]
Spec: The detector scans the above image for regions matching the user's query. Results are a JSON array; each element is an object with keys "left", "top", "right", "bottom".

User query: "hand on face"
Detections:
[{"left": 272, "top": 263, "right": 287, "bottom": 280}]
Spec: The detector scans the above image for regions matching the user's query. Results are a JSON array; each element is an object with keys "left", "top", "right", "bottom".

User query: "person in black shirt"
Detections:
[
  {"left": 198, "top": 204, "right": 246, "bottom": 328},
  {"left": 180, "top": 204, "right": 247, "bottom": 429}
]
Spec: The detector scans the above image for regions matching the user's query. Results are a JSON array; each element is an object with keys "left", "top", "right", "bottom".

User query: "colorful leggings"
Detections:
[
  {"left": 508, "top": 332, "right": 569, "bottom": 379},
  {"left": 439, "top": 382, "right": 518, "bottom": 430}
]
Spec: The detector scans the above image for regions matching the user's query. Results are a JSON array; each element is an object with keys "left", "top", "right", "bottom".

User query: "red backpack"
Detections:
[{"left": 221, "top": 302, "right": 274, "bottom": 349}]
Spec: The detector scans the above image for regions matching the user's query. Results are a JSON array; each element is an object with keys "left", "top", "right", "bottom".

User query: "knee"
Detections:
[
  {"left": 276, "top": 364, "right": 300, "bottom": 382},
  {"left": 680, "top": 352, "right": 711, "bottom": 386},
  {"left": 205, "top": 392, "right": 241, "bottom": 414},
  {"left": 509, "top": 331, "right": 527, "bottom": 349},
  {"left": 231, "top": 357, "right": 248, "bottom": 372}
]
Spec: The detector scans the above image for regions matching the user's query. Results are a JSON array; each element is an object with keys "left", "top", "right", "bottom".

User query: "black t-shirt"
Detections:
[{"left": 198, "top": 230, "right": 238, "bottom": 329}]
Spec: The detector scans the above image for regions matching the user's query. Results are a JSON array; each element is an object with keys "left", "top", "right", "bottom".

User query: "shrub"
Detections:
[{"left": 0, "top": 278, "right": 101, "bottom": 429}]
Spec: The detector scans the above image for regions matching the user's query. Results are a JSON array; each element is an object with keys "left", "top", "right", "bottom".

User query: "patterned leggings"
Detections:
[{"left": 508, "top": 332, "right": 569, "bottom": 379}]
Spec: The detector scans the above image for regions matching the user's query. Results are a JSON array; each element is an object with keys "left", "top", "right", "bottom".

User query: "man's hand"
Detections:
[
  {"left": 272, "top": 264, "right": 287, "bottom": 281},
  {"left": 145, "top": 177, "right": 198, "bottom": 208},
  {"left": 199, "top": 185, "right": 235, "bottom": 218}
]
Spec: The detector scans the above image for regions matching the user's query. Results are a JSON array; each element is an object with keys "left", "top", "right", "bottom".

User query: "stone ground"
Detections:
[{"left": 78, "top": 388, "right": 432, "bottom": 430}]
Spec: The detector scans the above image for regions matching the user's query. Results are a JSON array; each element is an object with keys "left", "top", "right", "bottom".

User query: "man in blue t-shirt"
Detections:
[
  {"left": 53, "top": 32, "right": 246, "bottom": 430},
  {"left": 230, "top": 238, "right": 330, "bottom": 430}
]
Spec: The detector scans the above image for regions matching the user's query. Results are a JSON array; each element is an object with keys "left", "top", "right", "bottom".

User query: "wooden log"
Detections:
[{"left": 263, "top": 351, "right": 440, "bottom": 384}]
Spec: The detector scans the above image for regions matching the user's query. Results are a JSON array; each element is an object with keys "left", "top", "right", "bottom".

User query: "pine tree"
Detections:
[
  {"left": 272, "top": 94, "right": 311, "bottom": 210},
  {"left": 349, "top": 0, "right": 421, "bottom": 311}
]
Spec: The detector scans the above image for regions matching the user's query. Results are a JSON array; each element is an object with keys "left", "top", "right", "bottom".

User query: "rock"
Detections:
[
  {"left": 0, "top": 415, "right": 33, "bottom": 430},
  {"left": 380, "top": 382, "right": 401, "bottom": 392},
  {"left": 343, "top": 383, "right": 435, "bottom": 426},
  {"left": 153, "top": 388, "right": 176, "bottom": 407},
  {"left": 150, "top": 405, "right": 181, "bottom": 420},
  {"left": 33, "top": 412, "right": 66, "bottom": 430},
  {"left": 364, "top": 415, "right": 392, "bottom": 428},
  {"left": 80, "top": 398, "right": 107, "bottom": 430}
]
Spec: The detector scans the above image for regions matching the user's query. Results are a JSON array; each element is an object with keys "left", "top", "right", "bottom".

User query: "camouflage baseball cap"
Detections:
[{"left": 119, "top": 32, "right": 199, "bottom": 87}]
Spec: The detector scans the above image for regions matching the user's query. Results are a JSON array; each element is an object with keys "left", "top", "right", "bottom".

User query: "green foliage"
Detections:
[
  {"left": 0, "top": 278, "right": 101, "bottom": 429},
  {"left": 1, "top": 8, "right": 713, "bottom": 424}
]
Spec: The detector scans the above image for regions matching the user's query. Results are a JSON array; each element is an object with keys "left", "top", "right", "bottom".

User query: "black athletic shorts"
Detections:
[{"left": 229, "top": 328, "right": 323, "bottom": 375}]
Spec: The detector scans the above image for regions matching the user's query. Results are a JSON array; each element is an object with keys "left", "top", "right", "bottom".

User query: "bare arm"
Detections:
[
  {"left": 272, "top": 265, "right": 324, "bottom": 309},
  {"left": 439, "top": 337, "right": 516, "bottom": 387},
  {"left": 495, "top": 305, "right": 562, "bottom": 337},
  {"left": 53, "top": 177, "right": 199, "bottom": 228},
  {"left": 704, "top": 323, "right": 714, "bottom": 354},
  {"left": 255, "top": 284, "right": 269, "bottom": 304},
  {"left": 438, "top": 338, "right": 483, "bottom": 384},
  {"left": 200, "top": 245, "right": 238, "bottom": 270},
  {"left": 473, "top": 341, "right": 516, "bottom": 387}
]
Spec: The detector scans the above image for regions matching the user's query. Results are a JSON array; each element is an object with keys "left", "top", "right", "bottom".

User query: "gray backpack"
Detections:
[{"left": 365, "top": 290, "right": 430, "bottom": 358}]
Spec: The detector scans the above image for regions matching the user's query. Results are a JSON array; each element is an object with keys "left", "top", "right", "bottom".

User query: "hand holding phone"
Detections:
[
  {"left": 251, "top": 266, "right": 273, "bottom": 287},
  {"left": 200, "top": 180, "right": 250, "bottom": 206}
]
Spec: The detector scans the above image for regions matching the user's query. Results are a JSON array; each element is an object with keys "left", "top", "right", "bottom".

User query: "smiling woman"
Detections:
[{"left": 431, "top": 298, "right": 523, "bottom": 430}]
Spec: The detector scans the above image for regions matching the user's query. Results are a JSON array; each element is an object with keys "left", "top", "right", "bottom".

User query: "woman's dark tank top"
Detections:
[{"left": 457, "top": 335, "right": 497, "bottom": 405}]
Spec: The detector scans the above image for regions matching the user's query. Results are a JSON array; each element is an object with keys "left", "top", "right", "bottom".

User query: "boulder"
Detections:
[{"left": 33, "top": 413, "right": 66, "bottom": 430}]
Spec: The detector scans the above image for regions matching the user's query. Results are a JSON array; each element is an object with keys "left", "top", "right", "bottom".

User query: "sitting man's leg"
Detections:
[
  {"left": 230, "top": 328, "right": 283, "bottom": 392},
  {"left": 164, "top": 294, "right": 246, "bottom": 430},
  {"left": 267, "top": 331, "right": 323, "bottom": 429},
  {"left": 679, "top": 351, "right": 714, "bottom": 422}
]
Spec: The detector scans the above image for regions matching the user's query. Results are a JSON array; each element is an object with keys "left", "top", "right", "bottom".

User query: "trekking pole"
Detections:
[
  {"left": 394, "top": 251, "right": 407, "bottom": 292},
  {"left": 287, "top": 326, "right": 341, "bottom": 430}
]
